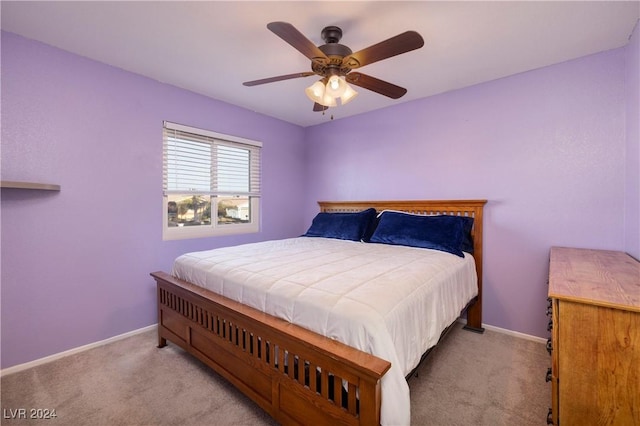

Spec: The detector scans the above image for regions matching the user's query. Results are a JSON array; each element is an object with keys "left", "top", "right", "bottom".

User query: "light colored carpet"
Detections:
[{"left": 1, "top": 323, "right": 550, "bottom": 425}]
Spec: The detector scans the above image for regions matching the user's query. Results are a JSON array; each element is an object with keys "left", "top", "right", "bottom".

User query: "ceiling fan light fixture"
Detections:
[
  {"left": 325, "top": 75, "right": 347, "bottom": 98},
  {"left": 307, "top": 76, "right": 356, "bottom": 108},
  {"left": 321, "top": 91, "right": 337, "bottom": 107},
  {"left": 306, "top": 79, "right": 338, "bottom": 107},
  {"left": 339, "top": 83, "right": 358, "bottom": 105},
  {"left": 305, "top": 80, "right": 326, "bottom": 103}
]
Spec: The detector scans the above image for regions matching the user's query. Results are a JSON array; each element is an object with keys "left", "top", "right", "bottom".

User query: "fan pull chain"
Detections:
[{"left": 321, "top": 109, "right": 334, "bottom": 120}]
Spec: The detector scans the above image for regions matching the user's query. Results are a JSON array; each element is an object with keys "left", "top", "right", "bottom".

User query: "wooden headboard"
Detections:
[{"left": 318, "top": 199, "right": 488, "bottom": 331}]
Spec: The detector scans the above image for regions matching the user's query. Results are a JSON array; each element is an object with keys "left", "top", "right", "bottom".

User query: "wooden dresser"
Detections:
[{"left": 547, "top": 247, "right": 640, "bottom": 425}]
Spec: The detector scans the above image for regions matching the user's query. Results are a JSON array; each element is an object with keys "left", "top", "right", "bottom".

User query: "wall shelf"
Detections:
[{"left": 1, "top": 181, "right": 61, "bottom": 191}]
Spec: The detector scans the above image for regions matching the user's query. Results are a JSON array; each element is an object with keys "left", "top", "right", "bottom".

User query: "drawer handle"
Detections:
[{"left": 546, "top": 367, "right": 552, "bottom": 382}]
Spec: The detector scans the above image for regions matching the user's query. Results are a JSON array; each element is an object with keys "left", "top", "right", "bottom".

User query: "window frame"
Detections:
[{"left": 162, "top": 121, "right": 261, "bottom": 241}]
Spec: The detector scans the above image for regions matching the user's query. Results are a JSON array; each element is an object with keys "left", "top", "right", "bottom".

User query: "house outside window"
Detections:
[{"left": 162, "top": 121, "right": 261, "bottom": 240}]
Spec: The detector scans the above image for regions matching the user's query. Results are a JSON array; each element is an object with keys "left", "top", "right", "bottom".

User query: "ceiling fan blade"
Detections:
[
  {"left": 346, "top": 72, "right": 407, "bottom": 99},
  {"left": 267, "top": 22, "right": 328, "bottom": 62},
  {"left": 313, "top": 102, "right": 329, "bottom": 112},
  {"left": 342, "top": 31, "right": 424, "bottom": 69},
  {"left": 243, "top": 72, "right": 315, "bottom": 86}
]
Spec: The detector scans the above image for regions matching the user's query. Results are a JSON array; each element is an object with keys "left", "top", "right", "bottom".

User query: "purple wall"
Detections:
[
  {"left": 625, "top": 21, "right": 640, "bottom": 260},
  {"left": 1, "top": 32, "right": 307, "bottom": 368},
  {"left": 303, "top": 47, "right": 630, "bottom": 339}
]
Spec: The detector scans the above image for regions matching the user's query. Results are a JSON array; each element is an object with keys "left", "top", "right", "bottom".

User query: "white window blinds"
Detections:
[{"left": 163, "top": 121, "right": 261, "bottom": 197}]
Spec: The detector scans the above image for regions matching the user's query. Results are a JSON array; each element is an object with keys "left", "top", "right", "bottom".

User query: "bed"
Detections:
[{"left": 151, "top": 199, "right": 486, "bottom": 425}]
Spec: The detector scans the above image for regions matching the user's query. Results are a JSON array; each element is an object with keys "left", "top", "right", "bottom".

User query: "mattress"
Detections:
[{"left": 171, "top": 237, "right": 478, "bottom": 425}]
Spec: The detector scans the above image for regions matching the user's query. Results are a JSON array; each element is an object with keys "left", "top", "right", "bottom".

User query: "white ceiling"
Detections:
[{"left": 2, "top": 1, "right": 639, "bottom": 127}]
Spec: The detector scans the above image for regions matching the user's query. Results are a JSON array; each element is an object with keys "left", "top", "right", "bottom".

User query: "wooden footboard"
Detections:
[{"left": 151, "top": 271, "right": 391, "bottom": 426}]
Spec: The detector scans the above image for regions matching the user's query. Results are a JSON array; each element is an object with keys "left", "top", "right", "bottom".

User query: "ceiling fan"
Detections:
[{"left": 243, "top": 22, "right": 424, "bottom": 112}]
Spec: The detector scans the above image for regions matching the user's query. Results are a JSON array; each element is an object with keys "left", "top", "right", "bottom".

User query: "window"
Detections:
[{"left": 162, "top": 121, "right": 261, "bottom": 240}]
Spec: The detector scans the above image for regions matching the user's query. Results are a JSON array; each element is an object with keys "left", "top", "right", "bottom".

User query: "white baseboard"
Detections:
[
  {"left": 481, "top": 323, "right": 548, "bottom": 344},
  {"left": 457, "top": 318, "right": 547, "bottom": 344},
  {"left": 1, "top": 324, "right": 157, "bottom": 377}
]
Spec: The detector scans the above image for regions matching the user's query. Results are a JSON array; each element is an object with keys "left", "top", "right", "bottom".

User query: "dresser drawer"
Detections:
[{"left": 556, "top": 301, "right": 640, "bottom": 424}]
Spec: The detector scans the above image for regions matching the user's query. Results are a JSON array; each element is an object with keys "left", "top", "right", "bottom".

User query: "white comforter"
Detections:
[{"left": 172, "top": 237, "right": 477, "bottom": 426}]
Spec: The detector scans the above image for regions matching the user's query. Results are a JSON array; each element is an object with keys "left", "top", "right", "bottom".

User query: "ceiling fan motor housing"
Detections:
[{"left": 314, "top": 26, "right": 353, "bottom": 76}]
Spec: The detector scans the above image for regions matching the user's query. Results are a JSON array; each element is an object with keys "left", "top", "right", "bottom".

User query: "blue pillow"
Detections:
[
  {"left": 361, "top": 211, "right": 381, "bottom": 242},
  {"left": 370, "top": 212, "right": 469, "bottom": 257},
  {"left": 459, "top": 216, "right": 475, "bottom": 254},
  {"left": 303, "top": 208, "right": 377, "bottom": 241}
]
